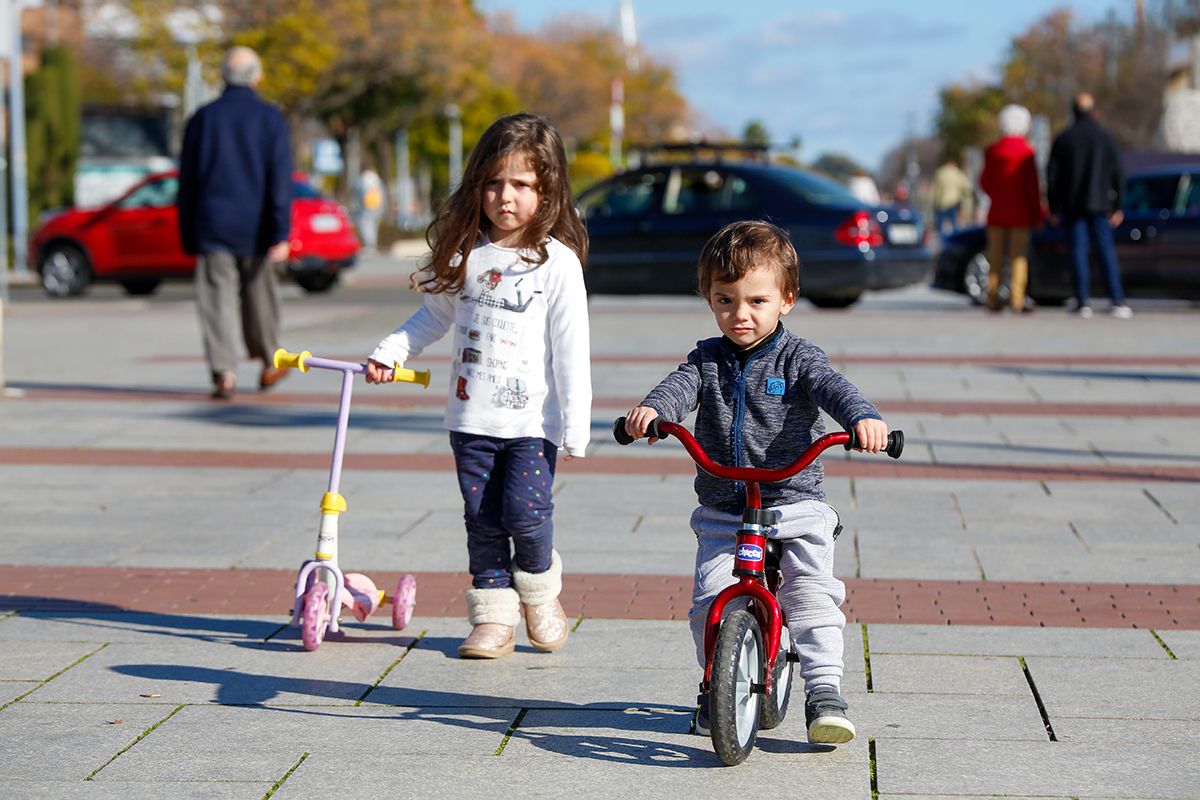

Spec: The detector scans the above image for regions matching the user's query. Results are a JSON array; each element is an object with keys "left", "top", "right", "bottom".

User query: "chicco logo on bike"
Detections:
[{"left": 737, "top": 544, "right": 764, "bottom": 562}]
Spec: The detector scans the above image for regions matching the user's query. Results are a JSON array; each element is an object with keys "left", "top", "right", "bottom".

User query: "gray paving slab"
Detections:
[
  {"left": 0, "top": 702, "right": 190, "bottom": 781},
  {"left": 0, "top": 640, "right": 106, "bottom": 680},
  {"left": 31, "top": 636, "right": 410, "bottom": 706},
  {"left": 1025, "top": 656, "right": 1200, "bottom": 720},
  {"left": 868, "top": 653, "right": 1031, "bottom": 695},
  {"left": 1052, "top": 715, "right": 1200, "bottom": 745},
  {"left": 1158, "top": 629, "right": 1200, "bottom": 660},
  {"left": 856, "top": 690, "right": 1049, "bottom": 741},
  {"left": 866, "top": 624, "right": 1173, "bottom": 660},
  {"left": 875, "top": 739, "right": 1200, "bottom": 798},
  {"left": 0, "top": 780, "right": 270, "bottom": 799}
]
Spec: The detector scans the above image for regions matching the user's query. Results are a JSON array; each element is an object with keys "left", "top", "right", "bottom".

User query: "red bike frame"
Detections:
[{"left": 646, "top": 420, "right": 853, "bottom": 697}]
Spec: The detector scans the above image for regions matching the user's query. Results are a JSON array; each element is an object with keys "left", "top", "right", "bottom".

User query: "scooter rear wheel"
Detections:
[
  {"left": 301, "top": 582, "right": 331, "bottom": 651},
  {"left": 392, "top": 574, "right": 417, "bottom": 630},
  {"left": 709, "top": 610, "right": 763, "bottom": 765}
]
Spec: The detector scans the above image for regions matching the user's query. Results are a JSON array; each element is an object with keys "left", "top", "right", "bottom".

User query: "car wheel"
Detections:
[
  {"left": 807, "top": 293, "right": 861, "bottom": 309},
  {"left": 40, "top": 243, "right": 91, "bottom": 297},
  {"left": 963, "top": 251, "right": 1010, "bottom": 306},
  {"left": 119, "top": 278, "right": 162, "bottom": 296},
  {"left": 294, "top": 271, "right": 339, "bottom": 293}
]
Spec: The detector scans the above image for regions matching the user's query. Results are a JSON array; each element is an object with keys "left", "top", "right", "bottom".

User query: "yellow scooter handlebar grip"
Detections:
[
  {"left": 273, "top": 348, "right": 311, "bottom": 372},
  {"left": 391, "top": 364, "right": 431, "bottom": 388}
]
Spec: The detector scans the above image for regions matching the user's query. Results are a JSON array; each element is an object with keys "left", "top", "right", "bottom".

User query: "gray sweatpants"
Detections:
[
  {"left": 689, "top": 499, "right": 846, "bottom": 694},
  {"left": 195, "top": 252, "right": 281, "bottom": 382}
]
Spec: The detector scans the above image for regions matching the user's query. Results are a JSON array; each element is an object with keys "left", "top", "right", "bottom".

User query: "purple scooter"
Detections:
[{"left": 272, "top": 348, "right": 431, "bottom": 651}]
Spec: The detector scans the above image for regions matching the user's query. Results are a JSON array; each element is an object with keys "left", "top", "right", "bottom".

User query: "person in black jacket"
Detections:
[
  {"left": 178, "top": 46, "right": 294, "bottom": 399},
  {"left": 1046, "top": 93, "right": 1132, "bottom": 319}
]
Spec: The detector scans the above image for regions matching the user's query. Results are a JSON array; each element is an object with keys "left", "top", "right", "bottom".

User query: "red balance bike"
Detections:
[{"left": 613, "top": 417, "right": 903, "bottom": 765}]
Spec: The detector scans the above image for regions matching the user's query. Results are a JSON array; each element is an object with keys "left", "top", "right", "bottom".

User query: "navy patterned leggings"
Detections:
[{"left": 449, "top": 432, "right": 557, "bottom": 589}]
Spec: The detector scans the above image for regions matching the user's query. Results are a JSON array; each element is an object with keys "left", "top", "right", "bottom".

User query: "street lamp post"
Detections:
[{"left": 7, "top": 0, "right": 28, "bottom": 277}]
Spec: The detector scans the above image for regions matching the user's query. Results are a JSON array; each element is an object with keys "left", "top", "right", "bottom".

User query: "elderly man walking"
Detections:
[
  {"left": 1046, "top": 93, "right": 1132, "bottom": 319},
  {"left": 178, "top": 46, "right": 294, "bottom": 399}
]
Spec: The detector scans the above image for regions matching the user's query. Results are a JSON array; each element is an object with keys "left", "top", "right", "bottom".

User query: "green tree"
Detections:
[
  {"left": 935, "top": 82, "right": 1006, "bottom": 159},
  {"left": 742, "top": 119, "right": 771, "bottom": 148},
  {"left": 26, "top": 46, "right": 81, "bottom": 225},
  {"left": 810, "top": 152, "right": 869, "bottom": 183}
]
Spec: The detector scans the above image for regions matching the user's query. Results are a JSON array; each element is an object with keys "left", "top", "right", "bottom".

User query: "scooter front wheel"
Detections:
[
  {"left": 709, "top": 609, "right": 763, "bottom": 765},
  {"left": 301, "top": 582, "right": 332, "bottom": 651},
  {"left": 392, "top": 574, "right": 417, "bottom": 630}
]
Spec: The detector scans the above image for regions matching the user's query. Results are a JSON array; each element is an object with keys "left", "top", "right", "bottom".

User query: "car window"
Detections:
[
  {"left": 1123, "top": 175, "right": 1179, "bottom": 214},
  {"left": 1183, "top": 175, "right": 1200, "bottom": 216},
  {"left": 665, "top": 169, "right": 759, "bottom": 215},
  {"left": 768, "top": 167, "right": 860, "bottom": 205},
  {"left": 579, "top": 171, "right": 664, "bottom": 219},
  {"left": 293, "top": 181, "right": 322, "bottom": 200},
  {"left": 119, "top": 177, "right": 178, "bottom": 209}
]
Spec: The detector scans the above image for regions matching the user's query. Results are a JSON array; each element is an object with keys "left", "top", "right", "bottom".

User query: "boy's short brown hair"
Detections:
[{"left": 697, "top": 220, "right": 799, "bottom": 299}]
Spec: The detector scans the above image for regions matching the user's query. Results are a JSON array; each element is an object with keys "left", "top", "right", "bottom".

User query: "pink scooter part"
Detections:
[
  {"left": 392, "top": 574, "right": 417, "bottom": 630},
  {"left": 301, "top": 582, "right": 331, "bottom": 651},
  {"left": 343, "top": 572, "right": 382, "bottom": 622}
]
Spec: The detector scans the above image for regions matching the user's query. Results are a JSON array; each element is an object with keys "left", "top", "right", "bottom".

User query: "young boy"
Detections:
[{"left": 623, "top": 220, "right": 889, "bottom": 745}]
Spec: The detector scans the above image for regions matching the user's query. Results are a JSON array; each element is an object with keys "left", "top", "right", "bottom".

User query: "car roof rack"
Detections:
[{"left": 628, "top": 141, "right": 771, "bottom": 165}]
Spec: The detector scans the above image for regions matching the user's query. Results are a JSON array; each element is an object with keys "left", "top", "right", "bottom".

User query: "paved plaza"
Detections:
[{"left": 1, "top": 247, "right": 1198, "bottom": 798}]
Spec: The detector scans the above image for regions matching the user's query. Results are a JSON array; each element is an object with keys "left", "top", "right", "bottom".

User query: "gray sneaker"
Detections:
[
  {"left": 805, "top": 688, "right": 856, "bottom": 744},
  {"left": 1111, "top": 304, "right": 1133, "bottom": 319},
  {"left": 692, "top": 694, "right": 710, "bottom": 736}
]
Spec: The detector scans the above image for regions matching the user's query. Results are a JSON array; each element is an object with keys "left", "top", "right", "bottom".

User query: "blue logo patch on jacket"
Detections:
[{"left": 765, "top": 377, "right": 786, "bottom": 396}]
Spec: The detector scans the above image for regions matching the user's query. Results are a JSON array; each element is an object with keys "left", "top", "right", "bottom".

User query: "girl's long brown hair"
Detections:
[{"left": 416, "top": 113, "right": 588, "bottom": 294}]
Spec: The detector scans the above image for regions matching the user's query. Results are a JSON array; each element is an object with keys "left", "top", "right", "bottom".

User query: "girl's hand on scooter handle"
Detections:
[
  {"left": 364, "top": 359, "right": 393, "bottom": 384},
  {"left": 852, "top": 418, "right": 889, "bottom": 454},
  {"left": 624, "top": 406, "right": 662, "bottom": 444}
]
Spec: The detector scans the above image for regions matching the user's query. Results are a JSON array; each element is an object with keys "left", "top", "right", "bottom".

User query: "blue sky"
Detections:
[{"left": 478, "top": 0, "right": 1124, "bottom": 171}]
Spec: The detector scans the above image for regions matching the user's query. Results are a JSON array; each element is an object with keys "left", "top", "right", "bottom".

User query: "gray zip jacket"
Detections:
[{"left": 641, "top": 325, "right": 880, "bottom": 513}]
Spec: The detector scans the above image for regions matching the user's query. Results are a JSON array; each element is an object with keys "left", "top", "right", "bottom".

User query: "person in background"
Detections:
[
  {"left": 979, "top": 104, "right": 1043, "bottom": 314},
  {"left": 1046, "top": 92, "right": 1132, "bottom": 319},
  {"left": 178, "top": 46, "right": 293, "bottom": 399},
  {"left": 356, "top": 168, "right": 385, "bottom": 254},
  {"left": 931, "top": 155, "right": 973, "bottom": 238}
]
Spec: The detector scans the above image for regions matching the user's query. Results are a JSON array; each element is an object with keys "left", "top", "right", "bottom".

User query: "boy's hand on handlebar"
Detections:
[
  {"left": 625, "top": 406, "right": 661, "bottom": 444},
  {"left": 854, "top": 418, "right": 889, "bottom": 454},
  {"left": 364, "top": 359, "right": 392, "bottom": 384}
]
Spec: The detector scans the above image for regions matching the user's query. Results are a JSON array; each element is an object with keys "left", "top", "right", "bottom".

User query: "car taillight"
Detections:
[{"left": 835, "top": 211, "right": 884, "bottom": 249}]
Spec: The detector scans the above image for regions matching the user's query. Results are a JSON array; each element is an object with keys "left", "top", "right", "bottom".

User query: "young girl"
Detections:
[{"left": 365, "top": 113, "right": 591, "bottom": 659}]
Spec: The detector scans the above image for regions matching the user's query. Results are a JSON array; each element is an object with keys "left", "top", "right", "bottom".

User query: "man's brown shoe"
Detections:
[
  {"left": 211, "top": 373, "right": 236, "bottom": 400},
  {"left": 259, "top": 365, "right": 289, "bottom": 390}
]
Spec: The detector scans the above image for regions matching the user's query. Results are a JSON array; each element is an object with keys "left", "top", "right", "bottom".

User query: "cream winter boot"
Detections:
[
  {"left": 458, "top": 587, "right": 520, "bottom": 659},
  {"left": 512, "top": 550, "right": 569, "bottom": 652}
]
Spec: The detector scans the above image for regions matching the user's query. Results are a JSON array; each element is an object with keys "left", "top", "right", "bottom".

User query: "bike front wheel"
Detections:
[{"left": 709, "top": 610, "right": 763, "bottom": 765}]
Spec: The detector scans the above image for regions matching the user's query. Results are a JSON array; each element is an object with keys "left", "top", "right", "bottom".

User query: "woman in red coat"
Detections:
[{"left": 979, "top": 104, "right": 1044, "bottom": 313}]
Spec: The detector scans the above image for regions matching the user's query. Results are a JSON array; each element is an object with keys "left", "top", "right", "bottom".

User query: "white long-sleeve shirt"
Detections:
[{"left": 371, "top": 236, "right": 592, "bottom": 456}]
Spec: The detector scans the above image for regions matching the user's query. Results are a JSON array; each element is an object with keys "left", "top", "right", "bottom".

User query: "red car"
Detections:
[{"left": 32, "top": 170, "right": 360, "bottom": 297}]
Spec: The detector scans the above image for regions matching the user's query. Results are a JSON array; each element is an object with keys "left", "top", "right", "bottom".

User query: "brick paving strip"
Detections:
[
  {"left": 0, "top": 565, "right": 1196, "bottom": 629},
  {"left": 4, "top": 446, "right": 1199, "bottom": 483},
  {"left": 8, "top": 383, "right": 1200, "bottom": 418}
]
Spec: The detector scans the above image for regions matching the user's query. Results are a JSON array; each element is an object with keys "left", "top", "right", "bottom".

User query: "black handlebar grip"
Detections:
[
  {"left": 647, "top": 418, "right": 670, "bottom": 441},
  {"left": 844, "top": 428, "right": 904, "bottom": 459},
  {"left": 612, "top": 417, "right": 636, "bottom": 445}
]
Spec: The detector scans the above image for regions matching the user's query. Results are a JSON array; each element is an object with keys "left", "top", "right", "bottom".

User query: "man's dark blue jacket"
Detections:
[{"left": 178, "top": 85, "right": 292, "bottom": 257}]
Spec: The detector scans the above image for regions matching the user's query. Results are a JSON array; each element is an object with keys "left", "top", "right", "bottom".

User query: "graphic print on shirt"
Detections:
[{"left": 454, "top": 266, "right": 540, "bottom": 410}]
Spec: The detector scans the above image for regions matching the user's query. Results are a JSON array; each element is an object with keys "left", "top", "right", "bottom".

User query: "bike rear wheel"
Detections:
[
  {"left": 758, "top": 624, "right": 794, "bottom": 729},
  {"left": 709, "top": 610, "right": 763, "bottom": 765}
]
